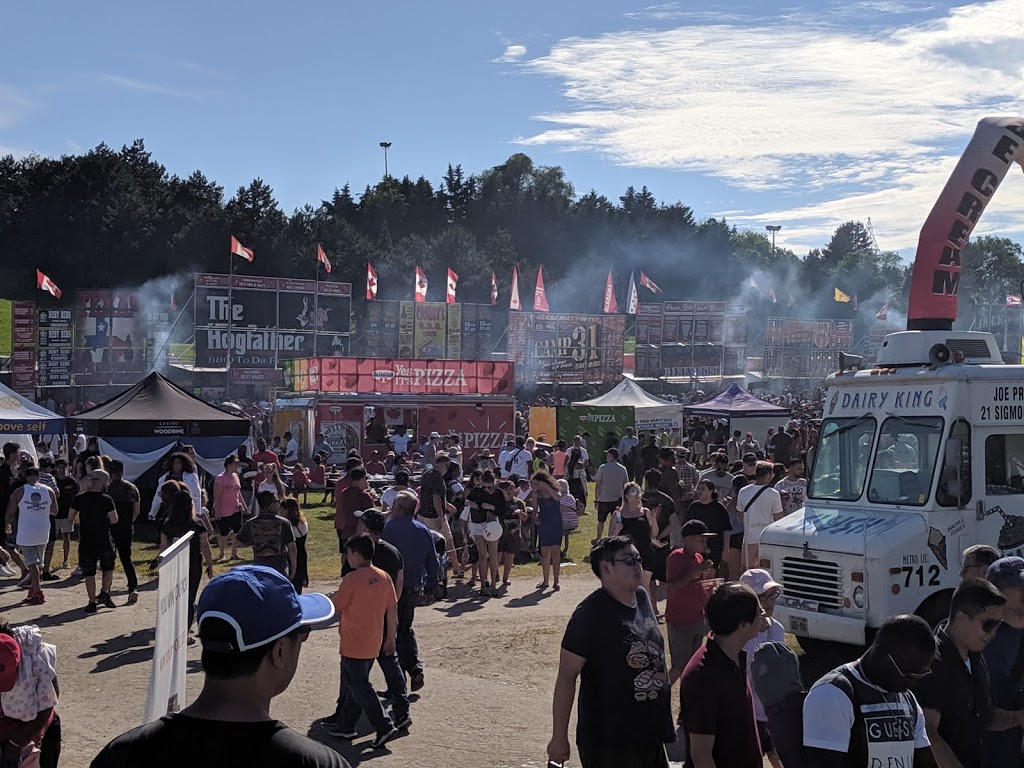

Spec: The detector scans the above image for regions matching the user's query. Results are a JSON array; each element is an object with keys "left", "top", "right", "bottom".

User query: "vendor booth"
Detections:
[
  {"left": 71, "top": 372, "right": 251, "bottom": 480},
  {"left": 0, "top": 382, "right": 65, "bottom": 460},
  {"left": 683, "top": 383, "right": 791, "bottom": 446},
  {"left": 574, "top": 379, "right": 685, "bottom": 440},
  {"left": 281, "top": 357, "right": 515, "bottom": 464}
]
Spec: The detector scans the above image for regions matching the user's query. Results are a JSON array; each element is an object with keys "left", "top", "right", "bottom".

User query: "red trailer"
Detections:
[{"left": 282, "top": 357, "right": 515, "bottom": 463}]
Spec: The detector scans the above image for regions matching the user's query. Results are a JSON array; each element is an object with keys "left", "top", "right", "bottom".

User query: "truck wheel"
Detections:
[{"left": 916, "top": 590, "right": 953, "bottom": 629}]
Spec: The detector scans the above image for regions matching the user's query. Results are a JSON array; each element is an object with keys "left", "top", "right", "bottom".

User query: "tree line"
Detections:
[{"left": 1, "top": 139, "right": 1022, "bottom": 341}]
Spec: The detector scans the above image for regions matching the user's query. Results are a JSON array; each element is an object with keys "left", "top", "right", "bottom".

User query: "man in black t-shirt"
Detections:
[
  {"left": 0, "top": 442, "right": 27, "bottom": 577},
  {"left": 52, "top": 459, "right": 79, "bottom": 571},
  {"left": 90, "top": 566, "right": 345, "bottom": 768},
  {"left": 548, "top": 536, "right": 674, "bottom": 768},
  {"left": 69, "top": 469, "right": 119, "bottom": 614},
  {"left": 106, "top": 460, "right": 141, "bottom": 604}
]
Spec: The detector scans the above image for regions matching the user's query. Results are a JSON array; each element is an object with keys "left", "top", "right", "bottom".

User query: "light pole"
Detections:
[
  {"left": 765, "top": 224, "right": 782, "bottom": 256},
  {"left": 379, "top": 141, "right": 392, "bottom": 178}
]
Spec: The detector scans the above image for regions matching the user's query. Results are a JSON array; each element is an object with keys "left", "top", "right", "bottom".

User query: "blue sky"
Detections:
[{"left": 3, "top": 0, "right": 1024, "bottom": 256}]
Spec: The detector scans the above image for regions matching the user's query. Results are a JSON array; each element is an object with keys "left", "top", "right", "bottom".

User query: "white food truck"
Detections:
[{"left": 760, "top": 116, "right": 1024, "bottom": 646}]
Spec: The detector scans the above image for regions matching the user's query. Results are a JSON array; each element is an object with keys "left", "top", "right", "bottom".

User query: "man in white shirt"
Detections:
[
  {"left": 737, "top": 462, "right": 783, "bottom": 570},
  {"left": 283, "top": 431, "right": 299, "bottom": 464},
  {"left": 497, "top": 439, "right": 515, "bottom": 479},
  {"left": 389, "top": 430, "right": 411, "bottom": 457},
  {"left": 504, "top": 437, "right": 533, "bottom": 480},
  {"left": 773, "top": 458, "right": 807, "bottom": 516},
  {"left": 617, "top": 428, "right": 639, "bottom": 477},
  {"left": 380, "top": 470, "right": 411, "bottom": 514}
]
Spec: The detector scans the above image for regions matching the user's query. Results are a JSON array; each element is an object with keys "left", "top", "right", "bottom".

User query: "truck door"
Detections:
[{"left": 976, "top": 428, "right": 1024, "bottom": 559}]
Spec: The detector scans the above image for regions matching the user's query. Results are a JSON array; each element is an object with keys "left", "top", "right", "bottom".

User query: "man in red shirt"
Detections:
[
  {"left": 364, "top": 450, "right": 387, "bottom": 476},
  {"left": 666, "top": 519, "right": 718, "bottom": 683},
  {"left": 251, "top": 438, "right": 280, "bottom": 468},
  {"left": 336, "top": 468, "right": 375, "bottom": 572}
]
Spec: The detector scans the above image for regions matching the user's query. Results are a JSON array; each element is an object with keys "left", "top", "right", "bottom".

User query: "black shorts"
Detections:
[
  {"left": 215, "top": 513, "right": 242, "bottom": 537},
  {"left": 757, "top": 720, "right": 775, "bottom": 755},
  {"left": 730, "top": 533, "right": 744, "bottom": 550},
  {"left": 596, "top": 500, "right": 620, "bottom": 522},
  {"left": 79, "top": 543, "right": 116, "bottom": 578},
  {"left": 49, "top": 517, "right": 57, "bottom": 544}
]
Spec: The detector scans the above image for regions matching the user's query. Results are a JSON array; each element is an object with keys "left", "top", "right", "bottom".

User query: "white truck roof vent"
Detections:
[
  {"left": 876, "top": 331, "right": 1002, "bottom": 366},
  {"left": 946, "top": 337, "right": 995, "bottom": 360}
]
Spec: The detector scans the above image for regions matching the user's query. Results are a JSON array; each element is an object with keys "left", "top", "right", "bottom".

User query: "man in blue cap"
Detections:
[{"left": 89, "top": 566, "right": 346, "bottom": 767}]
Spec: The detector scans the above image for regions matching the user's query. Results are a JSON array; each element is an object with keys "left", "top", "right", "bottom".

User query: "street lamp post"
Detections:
[
  {"left": 379, "top": 142, "right": 392, "bottom": 178},
  {"left": 765, "top": 224, "right": 782, "bottom": 256}
]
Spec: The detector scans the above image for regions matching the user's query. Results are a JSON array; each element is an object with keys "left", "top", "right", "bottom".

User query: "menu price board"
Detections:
[
  {"left": 507, "top": 312, "right": 625, "bottom": 384},
  {"left": 763, "top": 318, "right": 854, "bottom": 379},
  {"left": 37, "top": 308, "right": 73, "bottom": 387},
  {"left": 11, "top": 302, "right": 37, "bottom": 395}
]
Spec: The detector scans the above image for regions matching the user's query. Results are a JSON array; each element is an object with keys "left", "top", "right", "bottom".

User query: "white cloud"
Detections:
[
  {"left": 520, "top": 0, "right": 1024, "bottom": 253},
  {"left": 0, "top": 85, "right": 34, "bottom": 131},
  {"left": 493, "top": 44, "right": 528, "bottom": 63},
  {"left": 99, "top": 74, "right": 198, "bottom": 100}
]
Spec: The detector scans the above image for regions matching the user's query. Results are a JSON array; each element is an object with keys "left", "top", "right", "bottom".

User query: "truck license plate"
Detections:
[{"left": 789, "top": 616, "right": 808, "bottom": 634}]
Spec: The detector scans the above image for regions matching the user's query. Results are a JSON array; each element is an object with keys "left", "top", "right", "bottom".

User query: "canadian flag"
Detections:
[
  {"left": 317, "top": 243, "right": 332, "bottom": 274},
  {"left": 1007, "top": 295, "right": 1022, "bottom": 308},
  {"left": 446, "top": 268, "right": 459, "bottom": 304},
  {"left": 768, "top": 287, "right": 777, "bottom": 304},
  {"left": 603, "top": 271, "right": 618, "bottom": 314},
  {"left": 639, "top": 271, "right": 663, "bottom": 294},
  {"left": 230, "top": 235, "right": 254, "bottom": 262},
  {"left": 748, "top": 277, "right": 759, "bottom": 290},
  {"left": 877, "top": 300, "right": 891, "bottom": 319},
  {"left": 366, "top": 263, "right": 378, "bottom": 300},
  {"left": 36, "top": 270, "right": 61, "bottom": 299},
  {"left": 534, "top": 266, "right": 550, "bottom": 312},
  {"left": 626, "top": 272, "right": 639, "bottom": 315},
  {"left": 491, "top": 272, "right": 498, "bottom": 306},
  {"left": 510, "top": 266, "right": 521, "bottom": 310},
  {"left": 415, "top": 266, "right": 428, "bottom": 303}
]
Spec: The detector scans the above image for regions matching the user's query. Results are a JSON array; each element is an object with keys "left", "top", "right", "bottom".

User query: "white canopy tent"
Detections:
[
  {"left": 574, "top": 379, "right": 685, "bottom": 434},
  {"left": 0, "top": 382, "right": 65, "bottom": 461}
]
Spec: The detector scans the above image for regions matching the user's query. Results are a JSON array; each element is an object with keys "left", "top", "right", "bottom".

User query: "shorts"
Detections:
[
  {"left": 730, "top": 533, "right": 744, "bottom": 550},
  {"left": 55, "top": 518, "right": 74, "bottom": 536},
  {"left": 651, "top": 545, "right": 669, "bottom": 582},
  {"left": 215, "top": 513, "right": 243, "bottom": 537},
  {"left": 596, "top": 500, "right": 620, "bottom": 522},
  {"left": 21, "top": 544, "right": 47, "bottom": 567},
  {"left": 756, "top": 720, "right": 775, "bottom": 755},
  {"left": 78, "top": 543, "right": 116, "bottom": 578},
  {"left": 49, "top": 517, "right": 57, "bottom": 543},
  {"left": 499, "top": 525, "right": 522, "bottom": 555},
  {"left": 468, "top": 521, "right": 489, "bottom": 539},
  {"left": 667, "top": 618, "right": 708, "bottom": 672}
]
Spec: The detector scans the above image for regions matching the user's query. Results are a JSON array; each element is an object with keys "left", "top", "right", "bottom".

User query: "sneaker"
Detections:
[
  {"left": 41, "top": 571, "right": 60, "bottom": 582},
  {"left": 71, "top": 566, "right": 83, "bottom": 578},
  {"left": 27, "top": 592, "right": 45, "bottom": 606},
  {"left": 61, "top": 561, "right": 69, "bottom": 570},
  {"left": 410, "top": 672, "right": 425, "bottom": 692},
  {"left": 126, "top": 591, "right": 139, "bottom": 606},
  {"left": 84, "top": 601, "right": 98, "bottom": 614},
  {"left": 98, "top": 591, "right": 116, "bottom": 609},
  {"left": 0, "top": 563, "right": 16, "bottom": 578},
  {"left": 328, "top": 725, "right": 358, "bottom": 740},
  {"left": 393, "top": 714, "right": 412, "bottom": 731},
  {"left": 370, "top": 727, "right": 400, "bottom": 749}
]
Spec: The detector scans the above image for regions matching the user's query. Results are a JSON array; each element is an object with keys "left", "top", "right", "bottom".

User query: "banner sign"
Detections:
[
  {"left": 37, "top": 308, "right": 73, "bottom": 387},
  {"left": 506, "top": 312, "right": 625, "bottom": 384},
  {"left": 365, "top": 300, "right": 494, "bottom": 359},
  {"left": 763, "top": 317, "right": 854, "bottom": 379},
  {"left": 965, "top": 304, "right": 1022, "bottom": 363},
  {"left": 143, "top": 532, "right": 192, "bottom": 723},
  {"left": 194, "top": 273, "right": 352, "bottom": 368},
  {"left": 555, "top": 406, "right": 635, "bottom": 465},
  {"left": 74, "top": 290, "right": 146, "bottom": 384},
  {"left": 635, "top": 302, "right": 746, "bottom": 378},
  {"left": 286, "top": 357, "right": 514, "bottom": 396},
  {"left": 11, "top": 301, "right": 37, "bottom": 395}
]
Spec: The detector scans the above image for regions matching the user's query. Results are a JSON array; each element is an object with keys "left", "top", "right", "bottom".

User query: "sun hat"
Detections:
[{"left": 197, "top": 565, "right": 335, "bottom": 652}]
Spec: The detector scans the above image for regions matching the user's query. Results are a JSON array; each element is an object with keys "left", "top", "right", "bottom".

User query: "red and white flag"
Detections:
[
  {"left": 317, "top": 243, "right": 332, "bottom": 274},
  {"left": 748, "top": 277, "right": 758, "bottom": 290},
  {"left": 446, "top": 268, "right": 459, "bottom": 304},
  {"left": 768, "top": 287, "right": 777, "bottom": 304},
  {"left": 639, "top": 271, "right": 663, "bottom": 294},
  {"left": 626, "top": 272, "right": 639, "bottom": 315},
  {"left": 170, "top": 293, "right": 177, "bottom": 312},
  {"left": 534, "top": 266, "right": 550, "bottom": 312},
  {"left": 415, "top": 266, "right": 428, "bottom": 303},
  {"left": 366, "top": 263, "right": 378, "bottom": 300},
  {"left": 876, "top": 300, "right": 890, "bottom": 319},
  {"left": 603, "top": 271, "right": 619, "bottom": 314},
  {"left": 491, "top": 272, "right": 498, "bottom": 306},
  {"left": 230, "top": 235, "right": 254, "bottom": 262},
  {"left": 1008, "top": 295, "right": 1022, "bottom": 308},
  {"left": 36, "top": 270, "right": 61, "bottom": 299},
  {"left": 510, "top": 266, "right": 521, "bottom": 310}
]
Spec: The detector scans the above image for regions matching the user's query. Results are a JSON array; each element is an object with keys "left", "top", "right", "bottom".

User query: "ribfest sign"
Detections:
[{"left": 285, "top": 357, "right": 514, "bottom": 396}]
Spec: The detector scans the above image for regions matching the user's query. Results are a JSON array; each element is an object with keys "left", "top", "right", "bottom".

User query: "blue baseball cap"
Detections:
[
  {"left": 197, "top": 566, "right": 335, "bottom": 652},
  {"left": 988, "top": 557, "right": 1024, "bottom": 592}
]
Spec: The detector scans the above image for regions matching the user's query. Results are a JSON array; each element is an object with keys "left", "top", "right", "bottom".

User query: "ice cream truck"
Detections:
[{"left": 760, "top": 116, "right": 1024, "bottom": 646}]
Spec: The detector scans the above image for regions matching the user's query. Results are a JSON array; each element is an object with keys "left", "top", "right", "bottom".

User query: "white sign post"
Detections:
[{"left": 143, "top": 532, "right": 193, "bottom": 723}]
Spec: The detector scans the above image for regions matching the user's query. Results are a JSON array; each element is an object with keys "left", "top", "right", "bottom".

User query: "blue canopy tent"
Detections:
[{"left": 684, "top": 383, "right": 792, "bottom": 450}]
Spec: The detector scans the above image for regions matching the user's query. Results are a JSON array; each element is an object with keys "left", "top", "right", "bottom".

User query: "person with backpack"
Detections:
[{"left": 802, "top": 614, "right": 935, "bottom": 768}]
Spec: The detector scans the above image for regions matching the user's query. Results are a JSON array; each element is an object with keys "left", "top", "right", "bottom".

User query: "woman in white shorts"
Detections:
[{"left": 464, "top": 470, "right": 504, "bottom": 597}]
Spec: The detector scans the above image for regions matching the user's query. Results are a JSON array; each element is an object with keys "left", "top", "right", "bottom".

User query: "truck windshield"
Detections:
[
  {"left": 867, "top": 416, "right": 944, "bottom": 506},
  {"left": 808, "top": 417, "right": 876, "bottom": 501}
]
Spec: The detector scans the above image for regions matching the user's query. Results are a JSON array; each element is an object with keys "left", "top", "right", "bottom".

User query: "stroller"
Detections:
[{"left": 427, "top": 528, "right": 450, "bottom": 600}]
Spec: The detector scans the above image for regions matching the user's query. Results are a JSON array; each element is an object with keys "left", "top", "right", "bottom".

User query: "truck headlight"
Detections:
[{"left": 853, "top": 585, "right": 865, "bottom": 609}]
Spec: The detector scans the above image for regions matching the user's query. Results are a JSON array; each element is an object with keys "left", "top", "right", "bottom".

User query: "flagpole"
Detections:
[
  {"left": 314, "top": 256, "right": 320, "bottom": 357},
  {"left": 226, "top": 249, "right": 234, "bottom": 396}
]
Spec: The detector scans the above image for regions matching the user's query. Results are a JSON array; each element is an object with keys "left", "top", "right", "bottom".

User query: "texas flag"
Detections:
[
  {"left": 415, "top": 266, "right": 428, "bottom": 303},
  {"left": 534, "top": 265, "right": 550, "bottom": 312},
  {"left": 510, "top": 266, "right": 521, "bottom": 310},
  {"left": 230, "top": 235, "right": 254, "bottom": 262},
  {"left": 317, "top": 243, "right": 332, "bottom": 274},
  {"left": 603, "top": 271, "right": 618, "bottom": 314},
  {"left": 639, "top": 271, "right": 663, "bottom": 294},
  {"left": 446, "top": 268, "right": 459, "bottom": 304},
  {"left": 491, "top": 272, "right": 498, "bottom": 306},
  {"left": 36, "top": 270, "right": 61, "bottom": 299},
  {"left": 366, "top": 263, "right": 378, "bottom": 300}
]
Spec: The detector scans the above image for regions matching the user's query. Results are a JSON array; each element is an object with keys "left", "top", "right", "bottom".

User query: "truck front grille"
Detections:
[{"left": 780, "top": 557, "right": 843, "bottom": 609}]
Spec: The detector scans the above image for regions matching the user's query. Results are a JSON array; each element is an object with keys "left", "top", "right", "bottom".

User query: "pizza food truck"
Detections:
[{"left": 760, "top": 116, "right": 1024, "bottom": 646}]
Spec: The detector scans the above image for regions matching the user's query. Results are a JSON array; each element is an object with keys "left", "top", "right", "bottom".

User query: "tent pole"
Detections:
[{"left": 150, "top": 289, "right": 196, "bottom": 374}]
